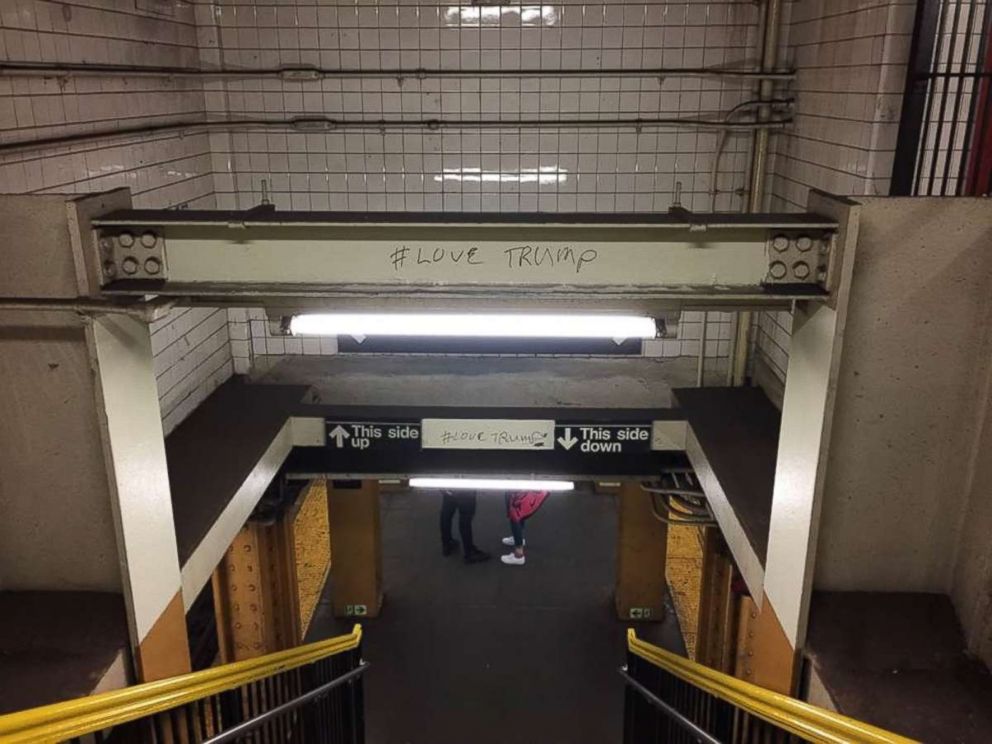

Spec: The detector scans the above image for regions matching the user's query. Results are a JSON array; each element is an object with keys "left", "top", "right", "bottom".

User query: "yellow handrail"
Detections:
[
  {"left": 0, "top": 625, "right": 362, "bottom": 744},
  {"left": 627, "top": 630, "right": 917, "bottom": 744}
]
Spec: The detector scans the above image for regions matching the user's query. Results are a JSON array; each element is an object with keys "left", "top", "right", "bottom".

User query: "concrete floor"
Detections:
[{"left": 306, "top": 486, "right": 684, "bottom": 744}]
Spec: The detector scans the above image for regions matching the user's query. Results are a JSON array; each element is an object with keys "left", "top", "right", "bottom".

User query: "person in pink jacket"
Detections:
[{"left": 501, "top": 490, "right": 549, "bottom": 566}]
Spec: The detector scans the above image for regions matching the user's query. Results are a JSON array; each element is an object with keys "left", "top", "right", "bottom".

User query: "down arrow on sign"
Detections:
[{"left": 557, "top": 427, "right": 578, "bottom": 450}]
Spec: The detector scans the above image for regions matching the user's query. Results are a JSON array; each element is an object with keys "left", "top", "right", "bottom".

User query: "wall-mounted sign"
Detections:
[
  {"left": 308, "top": 414, "right": 686, "bottom": 477},
  {"left": 421, "top": 418, "right": 555, "bottom": 450},
  {"left": 325, "top": 421, "right": 420, "bottom": 450},
  {"left": 554, "top": 424, "right": 652, "bottom": 453},
  {"left": 324, "top": 419, "right": 667, "bottom": 454}
]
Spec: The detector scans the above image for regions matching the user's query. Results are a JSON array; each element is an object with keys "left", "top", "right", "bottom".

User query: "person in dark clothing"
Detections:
[{"left": 439, "top": 489, "right": 491, "bottom": 563}]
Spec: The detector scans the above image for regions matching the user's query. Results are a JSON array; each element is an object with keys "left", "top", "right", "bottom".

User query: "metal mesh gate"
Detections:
[{"left": 892, "top": 0, "right": 992, "bottom": 196}]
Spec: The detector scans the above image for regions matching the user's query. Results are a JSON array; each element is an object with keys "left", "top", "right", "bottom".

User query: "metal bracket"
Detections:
[
  {"left": 762, "top": 230, "right": 830, "bottom": 286},
  {"left": 98, "top": 228, "right": 168, "bottom": 285}
]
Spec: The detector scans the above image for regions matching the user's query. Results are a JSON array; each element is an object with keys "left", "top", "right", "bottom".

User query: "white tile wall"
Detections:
[
  {"left": 197, "top": 0, "right": 764, "bottom": 366},
  {"left": 643, "top": 310, "right": 733, "bottom": 360},
  {"left": 0, "top": 0, "right": 233, "bottom": 434},
  {"left": 752, "top": 309, "right": 792, "bottom": 382},
  {"left": 226, "top": 307, "right": 338, "bottom": 374},
  {"left": 770, "top": 0, "right": 916, "bottom": 211},
  {"left": 2, "top": 0, "right": 924, "bottom": 393},
  {"left": 198, "top": 0, "right": 760, "bottom": 217},
  {"left": 752, "top": 0, "right": 915, "bottom": 384},
  {"left": 152, "top": 307, "right": 233, "bottom": 434}
]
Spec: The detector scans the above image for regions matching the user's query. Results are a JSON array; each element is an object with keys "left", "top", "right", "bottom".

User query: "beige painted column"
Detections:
[
  {"left": 89, "top": 314, "right": 191, "bottom": 680},
  {"left": 758, "top": 303, "right": 839, "bottom": 692},
  {"left": 754, "top": 194, "right": 860, "bottom": 694},
  {"left": 327, "top": 480, "right": 383, "bottom": 618},
  {"left": 615, "top": 483, "right": 668, "bottom": 621}
]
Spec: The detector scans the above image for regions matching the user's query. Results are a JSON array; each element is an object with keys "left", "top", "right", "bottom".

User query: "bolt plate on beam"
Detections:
[
  {"left": 763, "top": 230, "right": 831, "bottom": 286},
  {"left": 99, "top": 229, "right": 168, "bottom": 284}
]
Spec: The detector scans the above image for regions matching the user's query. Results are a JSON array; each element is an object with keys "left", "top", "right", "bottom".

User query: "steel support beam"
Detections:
[{"left": 90, "top": 209, "right": 838, "bottom": 310}]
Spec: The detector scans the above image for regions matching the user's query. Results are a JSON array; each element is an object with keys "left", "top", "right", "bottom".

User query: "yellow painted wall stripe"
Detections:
[
  {"left": 0, "top": 626, "right": 362, "bottom": 743},
  {"left": 627, "top": 630, "right": 917, "bottom": 744}
]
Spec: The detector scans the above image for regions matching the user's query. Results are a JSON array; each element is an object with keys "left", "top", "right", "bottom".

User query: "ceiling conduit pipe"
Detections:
[
  {"left": 0, "top": 115, "right": 793, "bottom": 155},
  {"left": 0, "top": 61, "right": 795, "bottom": 83},
  {"left": 728, "top": 0, "right": 786, "bottom": 387}
]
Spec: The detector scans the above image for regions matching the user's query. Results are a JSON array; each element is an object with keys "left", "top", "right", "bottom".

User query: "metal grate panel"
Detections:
[{"left": 892, "top": 0, "right": 992, "bottom": 196}]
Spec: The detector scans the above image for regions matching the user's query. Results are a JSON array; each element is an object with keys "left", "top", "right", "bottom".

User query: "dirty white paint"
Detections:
[
  {"left": 90, "top": 315, "right": 183, "bottom": 643},
  {"left": 651, "top": 420, "right": 688, "bottom": 450},
  {"left": 166, "top": 234, "right": 770, "bottom": 289},
  {"left": 763, "top": 303, "right": 840, "bottom": 648}
]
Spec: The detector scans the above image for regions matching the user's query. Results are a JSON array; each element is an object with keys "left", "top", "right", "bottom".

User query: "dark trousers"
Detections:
[
  {"left": 505, "top": 493, "right": 527, "bottom": 548},
  {"left": 440, "top": 492, "right": 477, "bottom": 555},
  {"left": 510, "top": 517, "right": 526, "bottom": 548}
]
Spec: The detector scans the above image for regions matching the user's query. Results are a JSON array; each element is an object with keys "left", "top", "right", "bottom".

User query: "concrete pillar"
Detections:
[
  {"left": 0, "top": 192, "right": 190, "bottom": 683},
  {"left": 0, "top": 310, "right": 121, "bottom": 593}
]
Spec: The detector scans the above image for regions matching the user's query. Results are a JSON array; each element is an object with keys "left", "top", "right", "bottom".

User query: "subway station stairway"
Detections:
[{"left": 0, "top": 626, "right": 913, "bottom": 744}]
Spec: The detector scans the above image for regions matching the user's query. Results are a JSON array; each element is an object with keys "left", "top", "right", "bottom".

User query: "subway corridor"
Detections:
[{"left": 306, "top": 486, "right": 683, "bottom": 744}]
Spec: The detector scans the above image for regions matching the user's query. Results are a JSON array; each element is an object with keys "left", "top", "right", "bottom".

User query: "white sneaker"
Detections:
[
  {"left": 501, "top": 552, "right": 526, "bottom": 566},
  {"left": 501, "top": 536, "right": 525, "bottom": 547}
]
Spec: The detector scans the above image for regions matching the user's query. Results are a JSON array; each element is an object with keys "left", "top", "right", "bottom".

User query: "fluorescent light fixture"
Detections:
[
  {"left": 444, "top": 5, "right": 559, "bottom": 27},
  {"left": 289, "top": 313, "right": 657, "bottom": 339},
  {"left": 434, "top": 165, "right": 568, "bottom": 184},
  {"left": 409, "top": 477, "right": 575, "bottom": 491}
]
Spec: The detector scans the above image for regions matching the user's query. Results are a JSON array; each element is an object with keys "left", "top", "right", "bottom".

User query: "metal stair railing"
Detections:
[
  {"left": 622, "top": 629, "right": 917, "bottom": 744},
  {"left": 0, "top": 626, "right": 365, "bottom": 744}
]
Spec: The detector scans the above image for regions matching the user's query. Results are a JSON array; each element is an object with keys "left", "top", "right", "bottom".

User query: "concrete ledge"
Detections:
[
  {"left": 806, "top": 591, "right": 992, "bottom": 743},
  {"left": 674, "top": 387, "right": 780, "bottom": 598},
  {"left": 0, "top": 591, "right": 129, "bottom": 714}
]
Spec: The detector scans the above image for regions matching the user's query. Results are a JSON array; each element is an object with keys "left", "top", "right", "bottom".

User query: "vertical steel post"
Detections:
[
  {"left": 696, "top": 312, "right": 708, "bottom": 387},
  {"left": 730, "top": 0, "right": 785, "bottom": 386}
]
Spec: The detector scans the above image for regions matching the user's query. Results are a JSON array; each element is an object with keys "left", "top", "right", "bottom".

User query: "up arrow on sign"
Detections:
[
  {"left": 557, "top": 427, "right": 578, "bottom": 451},
  {"left": 329, "top": 424, "right": 351, "bottom": 448}
]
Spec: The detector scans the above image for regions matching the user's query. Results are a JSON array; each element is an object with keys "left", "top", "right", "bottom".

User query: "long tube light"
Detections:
[
  {"left": 409, "top": 477, "right": 575, "bottom": 491},
  {"left": 289, "top": 313, "right": 657, "bottom": 339}
]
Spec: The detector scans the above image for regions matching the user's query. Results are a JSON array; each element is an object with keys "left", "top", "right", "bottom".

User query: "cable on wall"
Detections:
[
  {"left": 642, "top": 476, "right": 717, "bottom": 528},
  {"left": 0, "top": 61, "right": 796, "bottom": 82},
  {"left": 0, "top": 112, "right": 794, "bottom": 155}
]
